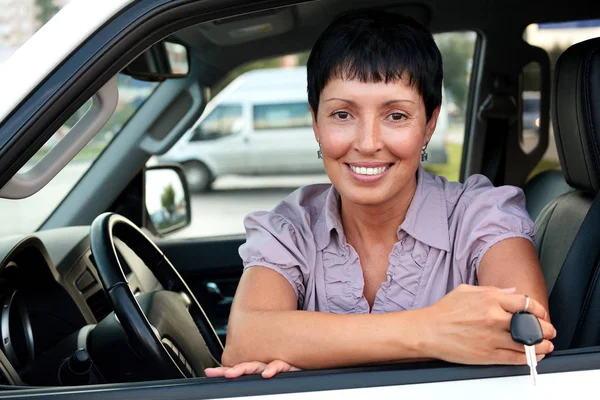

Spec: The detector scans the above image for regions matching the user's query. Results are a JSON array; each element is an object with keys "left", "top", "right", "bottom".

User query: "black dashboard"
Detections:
[{"left": 0, "top": 226, "right": 160, "bottom": 386}]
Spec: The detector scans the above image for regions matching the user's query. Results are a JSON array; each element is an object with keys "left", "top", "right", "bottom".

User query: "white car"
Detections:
[{"left": 0, "top": 0, "right": 597, "bottom": 399}]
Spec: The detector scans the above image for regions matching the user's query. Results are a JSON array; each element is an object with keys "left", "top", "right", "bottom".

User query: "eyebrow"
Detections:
[{"left": 324, "top": 98, "right": 416, "bottom": 105}]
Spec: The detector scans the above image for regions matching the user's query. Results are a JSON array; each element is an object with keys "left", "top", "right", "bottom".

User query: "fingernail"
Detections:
[
  {"left": 499, "top": 287, "right": 516, "bottom": 293},
  {"left": 553, "top": 329, "right": 557, "bottom": 339},
  {"left": 544, "top": 311, "right": 548, "bottom": 320},
  {"left": 537, "top": 354, "right": 545, "bottom": 361},
  {"left": 550, "top": 343, "right": 555, "bottom": 352}
]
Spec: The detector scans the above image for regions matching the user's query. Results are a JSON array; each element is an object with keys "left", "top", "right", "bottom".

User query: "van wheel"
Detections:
[{"left": 183, "top": 161, "right": 212, "bottom": 192}]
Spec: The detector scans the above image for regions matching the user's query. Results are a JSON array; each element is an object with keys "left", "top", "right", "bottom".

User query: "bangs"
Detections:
[{"left": 307, "top": 10, "right": 442, "bottom": 120}]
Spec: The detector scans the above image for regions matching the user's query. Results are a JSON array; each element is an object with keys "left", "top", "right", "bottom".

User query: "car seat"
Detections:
[{"left": 533, "top": 37, "right": 600, "bottom": 350}]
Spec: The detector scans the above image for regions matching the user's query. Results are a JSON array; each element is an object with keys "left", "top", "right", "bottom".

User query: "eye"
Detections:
[
  {"left": 388, "top": 113, "right": 406, "bottom": 121},
  {"left": 333, "top": 111, "right": 350, "bottom": 120}
]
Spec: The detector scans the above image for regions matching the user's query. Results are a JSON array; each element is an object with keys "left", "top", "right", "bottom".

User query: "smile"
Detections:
[{"left": 348, "top": 164, "right": 391, "bottom": 176}]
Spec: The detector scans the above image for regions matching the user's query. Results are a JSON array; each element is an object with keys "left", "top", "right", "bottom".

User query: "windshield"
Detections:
[{"left": 0, "top": 74, "right": 158, "bottom": 237}]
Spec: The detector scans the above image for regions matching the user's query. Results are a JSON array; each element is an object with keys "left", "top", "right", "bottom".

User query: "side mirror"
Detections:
[
  {"left": 123, "top": 39, "right": 190, "bottom": 81},
  {"left": 145, "top": 164, "right": 191, "bottom": 236}
]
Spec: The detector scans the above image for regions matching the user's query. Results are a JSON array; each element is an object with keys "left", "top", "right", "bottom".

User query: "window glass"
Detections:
[
  {"left": 161, "top": 31, "right": 477, "bottom": 240},
  {"left": 0, "top": 75, "right": 158, "bottom": 237},
  {"left": 191, "top": 104, "right": 243, "bottom": 141},
  {"left": 253, "top": 103, "right": 312, "bottom": 130},
  {"left": 523, "top": 19, "right": 600, "bottom": 180}
]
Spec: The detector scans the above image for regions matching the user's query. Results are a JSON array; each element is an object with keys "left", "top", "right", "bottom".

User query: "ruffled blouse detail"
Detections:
[{"left": 238, "top": 165, "right": 536, "bottom": 313}]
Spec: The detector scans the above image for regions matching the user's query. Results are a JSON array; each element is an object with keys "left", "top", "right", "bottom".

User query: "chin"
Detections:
[{"left": 337, "top": 184, "right": 395, "bottom": 207}]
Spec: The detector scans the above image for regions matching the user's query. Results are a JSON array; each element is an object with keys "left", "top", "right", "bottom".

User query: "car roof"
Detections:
[{"left": 217, "top": 66, "right": 308, "bottom": 103}]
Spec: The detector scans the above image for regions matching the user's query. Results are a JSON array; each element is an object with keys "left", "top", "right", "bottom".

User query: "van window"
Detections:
[
  {"left": 253, "top": 102, "right": 312, "bottom": 130},
  {"left": 190, "top": 104, "right": 243, "bottom": 141}
]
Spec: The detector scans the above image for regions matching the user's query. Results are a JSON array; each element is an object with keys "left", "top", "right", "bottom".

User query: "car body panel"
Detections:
[{"left": 0, "top": 0, "right": 134, "bottom": 122}]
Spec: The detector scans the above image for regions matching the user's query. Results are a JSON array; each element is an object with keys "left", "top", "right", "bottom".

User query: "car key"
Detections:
[{"left": 510, "top": 310, "right": 544, "bottom": 385}]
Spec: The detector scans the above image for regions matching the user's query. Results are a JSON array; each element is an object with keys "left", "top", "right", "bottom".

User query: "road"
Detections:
[{"left": 171, "top": 174, "right": 331, "bottom": 239}]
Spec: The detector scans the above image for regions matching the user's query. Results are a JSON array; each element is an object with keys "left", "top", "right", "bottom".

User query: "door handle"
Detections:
[{"left": 205, "top": 282, "right": 234, "bottom": 305}]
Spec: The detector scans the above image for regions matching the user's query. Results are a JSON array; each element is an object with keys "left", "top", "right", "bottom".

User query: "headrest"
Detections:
[{"left": 553, "top": 37, "right": 600, "bottom": 193}]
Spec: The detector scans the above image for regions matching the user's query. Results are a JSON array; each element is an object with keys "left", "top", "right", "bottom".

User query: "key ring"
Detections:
[{"left": 524, "top": 295, "right": 530, "bottom": 312}]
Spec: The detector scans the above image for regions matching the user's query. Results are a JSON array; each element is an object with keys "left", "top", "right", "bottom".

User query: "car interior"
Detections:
[{"left": 0, "top": 0, "right": 599, "bottom": 398}]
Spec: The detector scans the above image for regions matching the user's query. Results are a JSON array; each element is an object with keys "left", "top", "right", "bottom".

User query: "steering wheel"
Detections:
[{"left": 89, "top": 212, "right": 222, "bottom": 379}]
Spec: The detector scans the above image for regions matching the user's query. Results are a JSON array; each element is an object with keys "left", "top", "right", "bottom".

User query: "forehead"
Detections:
[{"left": 320, "top": 77, "right": 422, "bottom": 103}]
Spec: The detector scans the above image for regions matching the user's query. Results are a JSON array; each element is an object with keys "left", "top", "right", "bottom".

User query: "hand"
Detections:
[
  {"left": 421, "top": 284, "right": 556, "bottom": 365},
  {"left": 205, "top": 360, "right": 300, "bottom": 379}
]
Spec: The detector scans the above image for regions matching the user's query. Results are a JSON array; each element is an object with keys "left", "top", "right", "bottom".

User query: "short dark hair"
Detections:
[{"left": 307, "top": 9, "right": 443, "bottom": 121}]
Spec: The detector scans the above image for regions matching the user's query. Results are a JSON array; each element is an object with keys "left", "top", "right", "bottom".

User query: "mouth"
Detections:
[{"left": 347, "top": 163, "right": 393, "bottom": 176}]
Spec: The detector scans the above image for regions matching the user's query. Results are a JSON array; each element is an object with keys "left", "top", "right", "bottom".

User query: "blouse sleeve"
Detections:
[
  {"left": 452, "top": 174, "right": 536, "bottom": 278},
  {"left": 238, "top": 211, "right": 310, "bottom": 306}
]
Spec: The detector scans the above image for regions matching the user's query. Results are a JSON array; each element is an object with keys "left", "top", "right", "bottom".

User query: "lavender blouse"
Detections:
[{"left": 238, "top": 165, "right": 535, "bottom": 313}]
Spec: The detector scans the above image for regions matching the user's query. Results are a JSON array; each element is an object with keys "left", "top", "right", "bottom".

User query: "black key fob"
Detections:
[{"left": 510, "top": 311, "right": 544, "bottom": 346}]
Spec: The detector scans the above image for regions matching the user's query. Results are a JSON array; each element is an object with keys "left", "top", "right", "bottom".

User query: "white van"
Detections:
[{"left": 159, "top": 66, "right": 448, "bottom": 191}]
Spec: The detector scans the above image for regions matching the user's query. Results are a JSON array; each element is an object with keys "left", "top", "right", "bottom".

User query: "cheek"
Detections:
[
  {"left": 385, "top": 130, "right": 423, "bottom": 159},
  {"left": 318, "top": 122, "right": 354, "bottom": 159}
]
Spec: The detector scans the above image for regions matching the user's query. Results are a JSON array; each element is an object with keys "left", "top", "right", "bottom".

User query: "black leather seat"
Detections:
[
  {"left": 524, "top": 169, "right": 572, "bottom": 222},
  {"left": 534, "top": 37, "right": 600, "bottom": 350}
]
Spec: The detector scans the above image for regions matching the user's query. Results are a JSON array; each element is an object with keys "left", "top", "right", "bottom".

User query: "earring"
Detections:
[
  {"left": 317, "top": 139, "right": 323, "bottom": 159},
  {"left": 421, "top": 145, "right": 428, "bottom": 162}
]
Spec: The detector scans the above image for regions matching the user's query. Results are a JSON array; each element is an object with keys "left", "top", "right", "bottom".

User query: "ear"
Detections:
[
  {"left": 424, "top": 105, "right": 441, "bottom": 146},
  {"left": 310, "top": 105, "right": 320, "bottom": 142}
]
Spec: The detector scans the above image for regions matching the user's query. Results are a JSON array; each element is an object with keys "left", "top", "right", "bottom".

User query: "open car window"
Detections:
[
  {"left": 0, "top": 75, "right": 158, "bottom": 237},
  {"left": 154, "top": 30, "right": 477, "bottom": 240}
]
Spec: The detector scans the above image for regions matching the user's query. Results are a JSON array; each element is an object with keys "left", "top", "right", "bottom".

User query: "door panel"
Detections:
[{"left": 157, "top": 236, "right": 246, "bottom": 344}]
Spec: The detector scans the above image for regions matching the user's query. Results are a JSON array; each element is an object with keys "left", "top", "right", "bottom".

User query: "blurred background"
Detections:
[{"left": 1, "top": 1, "right": 599, "bottom": 239}]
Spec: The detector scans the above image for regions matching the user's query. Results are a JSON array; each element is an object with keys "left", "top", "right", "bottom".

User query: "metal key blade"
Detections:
[
  {"left": 525, "top": 345, "right": 538, "bottom": 385},
  {"left": 511, "top": 311, "right": 543, "bottom": 386}
]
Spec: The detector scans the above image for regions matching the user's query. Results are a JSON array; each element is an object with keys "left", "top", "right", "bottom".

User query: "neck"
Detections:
[{"left": 340, "top": 176, "right": 418, "bottom": 247}]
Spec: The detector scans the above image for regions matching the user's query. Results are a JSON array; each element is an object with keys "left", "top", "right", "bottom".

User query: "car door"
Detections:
[
  {"left": 4, "top": 0, "right": 600, "bottom": 398},
  {"left": 155, "top": 236, "right": 245, "bottom": 345}
]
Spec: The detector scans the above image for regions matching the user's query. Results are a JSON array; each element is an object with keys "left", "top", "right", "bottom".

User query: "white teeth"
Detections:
[{"left": 349, "top": 165, "right": 389, "bottom": 175}]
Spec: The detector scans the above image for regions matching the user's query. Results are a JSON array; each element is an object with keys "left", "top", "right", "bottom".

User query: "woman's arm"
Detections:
[
  {"left": 477, "top": 237, "right": 550, "bottom": 321},
  {"left": 218, "top": 265, "right": 555, "bottom": 374},
  {"left": 222, "top": 266, "right": 426, "bottom": 369}
]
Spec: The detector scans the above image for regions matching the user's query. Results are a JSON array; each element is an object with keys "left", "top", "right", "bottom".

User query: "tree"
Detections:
[
  {"left": 36, "top": 0, "right": 60, "bottom": 26},
  {"left": 160, "top": 184, "right": 176, "bottom": 215}
]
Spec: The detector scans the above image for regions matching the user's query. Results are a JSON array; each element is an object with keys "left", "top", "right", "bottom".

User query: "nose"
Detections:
[{"left": 355, "top": 113, "right": 383, "bottom": 154}]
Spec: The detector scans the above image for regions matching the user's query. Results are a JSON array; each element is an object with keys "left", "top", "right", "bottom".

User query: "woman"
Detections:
[{"left": 206, "top": 9, "right": 555, "bottom": 379}]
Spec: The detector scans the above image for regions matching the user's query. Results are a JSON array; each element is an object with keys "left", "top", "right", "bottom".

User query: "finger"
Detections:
[
  {"left": 493, "top": 349, "right": 545, "bottom": 365},
  {"left": 502, "top": 338, "right": 554, "bottom": 355},
  {"left": 204, "top": 367, "right": 230, "bottom": 378},
  {"left": 534, "top": 340, "right": 554, "bottom": 355},
  {"left": 498, "top": 294, "right": 547, "bottom": 320},
  {"left": 540, "top": 319, "right": 557, "bottom": 340},
  {"left": 262, "top": 360, "right": 291, "bottom": 379},
  {"left": 224, "top": 362, "right": 268, "bottom": 378}
]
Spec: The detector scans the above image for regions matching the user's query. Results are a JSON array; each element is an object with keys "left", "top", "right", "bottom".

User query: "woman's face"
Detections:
[{"left": 312, "top": 77, "right": 440, "bottom": 207}]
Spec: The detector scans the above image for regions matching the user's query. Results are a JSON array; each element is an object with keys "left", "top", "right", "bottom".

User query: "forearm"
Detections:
[{"left": 222, "top": 308, "right": 430, "bottom": 369}]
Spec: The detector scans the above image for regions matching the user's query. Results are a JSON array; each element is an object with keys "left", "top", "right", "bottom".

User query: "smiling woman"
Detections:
[{"left": 209, "top": 9, "right": 553, "bottom": 379}]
